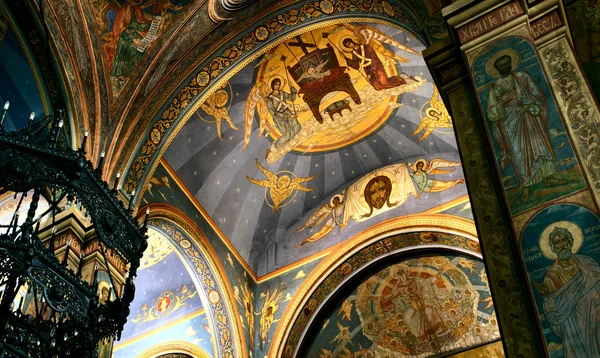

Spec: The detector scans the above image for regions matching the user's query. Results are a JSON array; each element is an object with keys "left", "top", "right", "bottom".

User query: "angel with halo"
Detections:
[
  {"left": 412, "top": 85, "right": 453, "bottom": 141},
  {"left": 409, "top": 158, "right": 465, "bottom": 198},
  {"left": 295, "top": 193, "right": 346, "bottom": 247},
  {"left": 246, "top": 159, "right": 316, "bottom": 213},
  {"left": 243, "top": 78, "right": 301, "bottom": 157},
  {"left": 339, "top": 24, "right": 420, "bottom": 90}
]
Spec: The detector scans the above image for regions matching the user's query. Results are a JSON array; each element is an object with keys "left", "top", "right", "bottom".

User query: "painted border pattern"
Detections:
[
  {"left": 148, "top": 212, "right": 246, "bottom": 358},
  {"left": 539, "top": 35, "right": 600, "bottom": 203}
]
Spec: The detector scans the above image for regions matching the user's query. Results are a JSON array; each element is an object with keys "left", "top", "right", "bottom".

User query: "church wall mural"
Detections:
[
  {"left": 252, "top": 258, "right": 323, "bottom": 357},
  {"left": 162, "top": 21, "right": 470, "bottom": 275},
  {"left": 114, "top": 228, "right": 215, "bottom": 357},
  {"left": 95, "top": 0, "right": 196, "bottom": 97},
  {"left": 301, "top": 252, "right": 500, "bottom": 357},
  {"left": 471, "top": 36, "right": 586, "bottom": 216},
  {"left": 0, "top": 7, "right": 47, "bottom": 131},
  {"left": 521, "top": 203, "right": 600, "bottom": 358},
  {"left": 142, "top": 161, "right": 257, "bottom": 352},
  {"left": 565, "top": 0, "right": 600, "bottom": 103}
]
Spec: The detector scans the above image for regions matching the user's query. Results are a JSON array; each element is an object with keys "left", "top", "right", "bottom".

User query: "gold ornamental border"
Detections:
[
  {"left": 140, "top": 204, "right": 247, "bottom": 358},
  {"left": 128, "top": 16, "right": 420, "bottom": 211},
  {"left": 137, "top": 340, "right": 212, "bottom": 358},
  {"left": 269, "top": 213, "right": 477, "bottom": 357}
]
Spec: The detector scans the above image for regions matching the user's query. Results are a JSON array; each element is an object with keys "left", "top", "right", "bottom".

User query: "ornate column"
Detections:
[{"left": 425, "top": 0, "right": 600, "bottom": 357}]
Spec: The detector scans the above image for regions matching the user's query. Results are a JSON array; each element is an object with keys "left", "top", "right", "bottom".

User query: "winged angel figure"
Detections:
[
  {"left": 295, "top": 158, "right": 465, "bottom": 246},
  {"left": 246, "top": 159, "right": 316, "bottom": 213},
  {"left": 339, "top": 24, "right": 420, "bottom": 90},
  {"left": 259, "top": 284, "right": 286, "bottom": 351},
  {"left": 412, "top": 85, "right": 453, "bottom": 141}
]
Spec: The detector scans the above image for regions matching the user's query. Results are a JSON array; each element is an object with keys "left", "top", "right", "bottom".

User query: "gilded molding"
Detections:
[
  {"left": 146, "top": 206, "right": 247, "bottom": 358},
  {"left": 137, "top": 340, "right": 212, "bottom": 358}
]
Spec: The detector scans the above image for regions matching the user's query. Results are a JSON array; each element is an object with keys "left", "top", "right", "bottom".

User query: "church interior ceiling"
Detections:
[{"left": 161, "top": 21, "right": 469, "bottom": 274}]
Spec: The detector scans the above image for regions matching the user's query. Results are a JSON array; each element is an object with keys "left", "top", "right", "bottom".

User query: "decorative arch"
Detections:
[
  {"left": 118, "top": 0, "right": 426, "bottom": 201},
  {"left": 137, "top": 340, "right": 213, "bottom": 358},
  {"left": 269, "top": 214, "right": 480, "bottom": 357},
  {"left": 141, "top": 204, "right": 247, "bottom": 358}
]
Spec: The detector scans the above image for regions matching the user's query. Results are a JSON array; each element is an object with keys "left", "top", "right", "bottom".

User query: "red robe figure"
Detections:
[{"left": 342, "top": 38, "right": 406, "bottom": 90}]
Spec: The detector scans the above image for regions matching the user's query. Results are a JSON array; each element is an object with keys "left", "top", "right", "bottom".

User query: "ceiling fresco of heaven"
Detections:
[{"left": 162, "top": 21, "right": 469, "bottom": 274}]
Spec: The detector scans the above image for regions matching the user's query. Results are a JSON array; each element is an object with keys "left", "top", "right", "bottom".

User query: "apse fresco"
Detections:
[
  {"left": 164, "top": 21, "right": 469, "bottom": 274},
  {"left": 521, "top": 204, "right": 600, "bottom": 358},
  {"left": 472, "top": 37, "right": 586, "bottom": 216},
  {"left": 115, "top": 228, "right": 214, "bottom": 356},
  {"left": 96, "top": 0, "right": 195, "bottom": 95},
  {"left": 302, "top": 253, "right": 500, "bottom": 357},
  {"left": 0, "top": 11, "right": 45, "bottom": 131}
]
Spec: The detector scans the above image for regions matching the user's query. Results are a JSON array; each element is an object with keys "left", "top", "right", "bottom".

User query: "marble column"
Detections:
[{"left": 425, "top": 0, "right": 600, "bottom": 357}]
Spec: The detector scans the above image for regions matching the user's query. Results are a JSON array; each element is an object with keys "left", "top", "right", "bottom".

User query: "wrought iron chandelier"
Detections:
[{"left": 0, "top": 103, "right": 148, "bottom": 357}]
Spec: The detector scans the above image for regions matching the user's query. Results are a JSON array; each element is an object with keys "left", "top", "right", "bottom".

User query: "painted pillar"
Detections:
[{"left": 425, "top": 0, "right": 600, "bottom": 357}]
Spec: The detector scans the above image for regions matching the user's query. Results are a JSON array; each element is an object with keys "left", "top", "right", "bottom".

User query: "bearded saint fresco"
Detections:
[
  {"left": 486, "top": 51, "right": 566, "bottom": 203},
  {"left": 534, "top": 226, "right": 600, "bottom": 357}
]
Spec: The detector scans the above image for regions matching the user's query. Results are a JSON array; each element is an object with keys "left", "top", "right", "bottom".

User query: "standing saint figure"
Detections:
[
  {"left": 105, "top": 0, "right": 152, "bottom": 80},
  {"left": 342, "top": 38, "right": 407, "bottom": 90},
  {"left": 534, "top": 227, "right": 600, "bottom": 357},
  {"left": 265, "top": 78, "right": 301, "bottom": 151},
  {"left": 486, "top": 54, "right": 566, "bottom": 203}
]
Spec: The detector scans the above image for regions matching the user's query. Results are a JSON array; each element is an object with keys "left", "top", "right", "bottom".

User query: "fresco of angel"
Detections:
[
  {"left": 339, "top": 24, "right": 420, "bottom": 90},
  {"left": 247, "top": 159, "right": 316, "bottom": 213},
  {"left": 199, "top": 83, "right": 237, "bottom": 140},
  {"left": 243, "top": 78, "right": 301, "bottom": 158},
  {"left": 295, "top": 158, "right": 465, "bottom": 246},
  {"left": 409, "top": 158, "right": 465, "bottom": 198},
  {"left": 236, "top": 276, "right": 255, "bottom": 349},
  {"left": 295, "top": 194, "right": 345, "bottom": 247},
  {"left": 259, "top": 283, "right": 286, "bottom": 351},
  {"left": 412, "top": 85, "right": 453, "bottom": 141}
]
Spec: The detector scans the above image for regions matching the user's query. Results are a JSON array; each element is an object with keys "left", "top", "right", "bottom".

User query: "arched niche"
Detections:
[
  {"left": 137, "top": 340, "right": 212, "bottom": 358},
  {"left": 270, "top": 216, "right": 501, "bottom": 357},
  {"left": 133, "top": 204, "right": 246, "bottom": 358}
]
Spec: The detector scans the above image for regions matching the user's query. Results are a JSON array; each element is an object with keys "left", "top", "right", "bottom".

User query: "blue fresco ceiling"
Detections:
[
  {"left": 114, "top": 228, "right": 215, "bottom": 357},
  {"left": 0, "top": 9, "right": 46, "bottom": 131},
  {"left": 163, "top": 21, "right": 469, "bottom": 274}
]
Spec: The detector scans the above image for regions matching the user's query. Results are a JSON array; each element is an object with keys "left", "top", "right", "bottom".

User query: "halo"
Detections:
[
  {"left": 267, "top": 74, "right": 286, "bottom": 91},
  {"left": 485, "top": 48, "right": 521, "bottom": 79},
  {"left": 539, "top": 221, "right": 583, "bottom": 260},
  {"left": 409, "top": 159, "right": 427, "bottom": 172},
  {"left": 330, "top": 194, "right": 344, "bottom": 206},
  {"left": 339, "top": 36, "right": 354, "bottom": 53}
]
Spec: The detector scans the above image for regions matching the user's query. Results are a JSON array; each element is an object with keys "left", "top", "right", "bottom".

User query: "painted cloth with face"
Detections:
[
  {"left": 343, "top": 39, "right": 406, "bottom": 90},
  {"left": 538, "top": 228, "right": 600, "bottom": 357},
  {"left": 486, "top": 55, "right": 556, "bottom": 188},
  {"left": 266, "top": 79, "right": 301, "bottom": 148}
]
